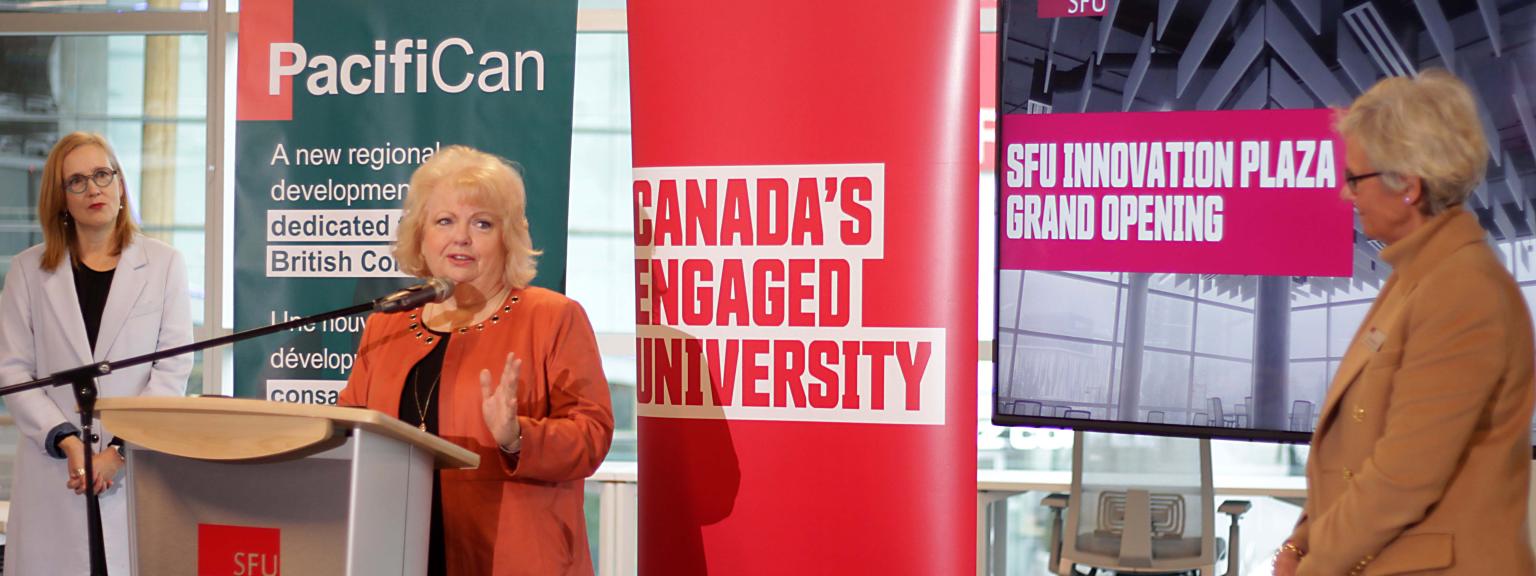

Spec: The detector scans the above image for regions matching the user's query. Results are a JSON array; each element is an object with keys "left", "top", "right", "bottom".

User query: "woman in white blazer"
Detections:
[{"left": 0, "top": 132, "right": 192, "bottom": 575}]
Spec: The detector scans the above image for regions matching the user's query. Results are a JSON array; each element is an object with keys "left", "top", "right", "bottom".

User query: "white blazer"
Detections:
[{"left": 0, "top": 236, "right": 192, "bottom": 576}]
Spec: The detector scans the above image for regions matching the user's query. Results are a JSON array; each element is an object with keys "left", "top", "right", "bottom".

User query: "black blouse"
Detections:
[
  {"left": 73, "top": 262, "right": 115, "bottom": 351},
  {"left": 398, "top": 329, "right": 448, "bottom": 433},
  {"left": 398, "top": 329, "right": 448, "bottom": 576}
]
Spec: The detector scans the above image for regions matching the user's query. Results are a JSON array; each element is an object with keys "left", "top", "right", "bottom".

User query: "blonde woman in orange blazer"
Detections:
[
  {"left": 339, "top": 146, "right": 614, "bottom": 576},
  {"left": 1272, "top": 70, "right": 1535, "bottom": 576}
]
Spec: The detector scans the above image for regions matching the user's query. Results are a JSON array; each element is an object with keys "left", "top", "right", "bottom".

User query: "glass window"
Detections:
[
  {"left": 1516, "top": 239, "right": 1536, "bottom": 282},
  {"left": 1115, "top": 285, "right": 1127, "bottom": 339},
  {"left": 1144, "top": 294, "right": 1193, "bottom": 351},
  {"left": 1139, "top": 350, "right": 1191, "bottom": 409},
  {"left": 1108, "top": 351, "right": 1123, "bottom": 407},
  {"left": 564, "top": 32, "right": 635, "bottom": 461},
  {"left": 2, "top": 0, "right": 207, "bottom": 13},
  {"left": 567, "top": 234, "right": 635, "bottom": 333},
  {"left": 1008, "top": 334, "right": 1114, "bottom": 406},
  {"left": 1195, "top": 303, "right": 1253, "bottom": 359},
  {"left": 979, "top": 175, "right": 997, "bottom": 341},
  {"left": 1289, "top": 308, "right": 1326, "bottom": 359},
  {"left": 1328, "top": 302, "right": 1370, "bottom": 357},
  {"left": 996, "top": 332, "right": 1017, "bottom": 398},
  {"left": 997, "top": 268, "right": 1024, "bottom": 330},
  {"left": 1195, "top": 356, "right": 1252, "bottom": 415},
  {"left": 602, "top": 353, "right": 637, "bottom": 461},
  {"left": 0, "top": 34, "right": 208, "bottom": 393},
  {"left": 565, "top": 33, "right": 634, "bottom": 335},
  {"left": 1213, "top": 439, "right": 1304, "bottom": 476},
  {"left": 1016, "top": 272, "right": 1120, "bottom": 342},
  {"left": 1288, "top": 360, "right": 1328, "bottom": 409}
]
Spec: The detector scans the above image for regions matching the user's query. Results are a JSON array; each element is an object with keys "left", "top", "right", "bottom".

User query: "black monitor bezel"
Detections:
[{"left": 988, "top": 0, "right": 1321, "bottom": 447}]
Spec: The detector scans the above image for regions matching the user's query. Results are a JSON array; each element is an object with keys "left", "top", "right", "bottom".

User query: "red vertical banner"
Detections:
[{"left": 629, "top": 2, "right": 978, "bottom": 574}]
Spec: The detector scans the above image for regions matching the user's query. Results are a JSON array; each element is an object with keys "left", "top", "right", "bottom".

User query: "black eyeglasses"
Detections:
[
  {"left": 64, "top": 168, "right": 119, "bottom": 195},
  {"left": 1344, "top": 170, "right": 1382, "bottom": 192}
]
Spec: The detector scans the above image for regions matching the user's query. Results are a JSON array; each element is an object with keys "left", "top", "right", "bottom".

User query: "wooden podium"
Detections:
[{"left": 95, "top": 396, "right": 479, "bottom": 576}]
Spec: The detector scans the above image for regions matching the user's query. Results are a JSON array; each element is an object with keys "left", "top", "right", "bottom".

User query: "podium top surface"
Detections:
[{"left": 96, "top": 396, "right": 479, "bottom": 469}]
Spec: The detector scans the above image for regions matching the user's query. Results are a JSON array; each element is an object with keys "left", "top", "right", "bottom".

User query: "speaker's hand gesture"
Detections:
[{"left": 480, "top": 352, "right": 523, "bottom": 451}]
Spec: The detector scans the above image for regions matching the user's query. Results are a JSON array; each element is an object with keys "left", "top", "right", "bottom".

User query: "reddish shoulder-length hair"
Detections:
[{"left": 38, "top": 132, "right": 138, "bottom": 271}]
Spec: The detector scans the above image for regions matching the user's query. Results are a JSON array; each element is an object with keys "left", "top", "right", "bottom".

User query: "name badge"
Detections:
[{"left": 1364, "top": 328, "right": 1387, "bottom": 351}]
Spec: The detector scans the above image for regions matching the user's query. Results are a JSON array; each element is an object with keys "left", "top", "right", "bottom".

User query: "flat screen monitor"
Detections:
[{"left": 990, "top": 0, "right": 1536, "bottom": 443}]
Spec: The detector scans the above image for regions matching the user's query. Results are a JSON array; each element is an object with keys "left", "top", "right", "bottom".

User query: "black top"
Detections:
[
  {"left": 71, "top": 259, "right": 115, "bottom": 569},
  {"left": 398, "top": 329, "right": 448, "bottom": 434},
  {"left": 73, "top": 262, "right": 115, "bottom": 351},
  {"left": 398, "top": 329, "right": 448, "bottom": 576}
]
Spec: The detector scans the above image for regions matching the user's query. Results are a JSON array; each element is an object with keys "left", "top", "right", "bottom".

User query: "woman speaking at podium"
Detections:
[
  {"left": 1273, "top": 70, "right": 1535, "bottom": 575},
  {"left": 340, "top": 145, "right": 614, "bottom": 576},
  {"left": 0, "top": 132, "right": 193, "bottom": 575}
]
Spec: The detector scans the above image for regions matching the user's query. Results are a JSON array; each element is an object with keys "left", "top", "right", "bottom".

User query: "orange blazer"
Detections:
[
  {"left": 1289, "top": 208, "right": 1535, "bottom": 575},
  {"left": 340, "top": 287, "right": 614, "bottom": 576}
]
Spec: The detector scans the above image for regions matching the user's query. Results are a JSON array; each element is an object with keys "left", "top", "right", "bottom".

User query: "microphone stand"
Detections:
[{"left": 0, "top": 301, "right": 376, "bottom": 575}]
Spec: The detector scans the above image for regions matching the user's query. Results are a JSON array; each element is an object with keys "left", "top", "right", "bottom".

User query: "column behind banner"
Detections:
[
  {"left": 629, "top": 1, "right": 979, "bottom": 574},
  {"left": 233, "top": 0, "right": 577, "bottom": 401}
]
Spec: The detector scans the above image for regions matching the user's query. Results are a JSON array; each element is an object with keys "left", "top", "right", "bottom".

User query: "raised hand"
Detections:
[{"left": 480, "top": 352, "right": 524, "bottom": 451}]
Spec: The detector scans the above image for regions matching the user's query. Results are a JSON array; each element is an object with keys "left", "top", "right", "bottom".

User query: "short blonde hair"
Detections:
[
  {"left": 38, "top": 132, "right": 138, "bottom": 272},
  {"left": 1335, "top": 69, "right": 1489, "bottom": 215},
  {"left": 394, "top": 145, "right": 540, "bottom": 288}
]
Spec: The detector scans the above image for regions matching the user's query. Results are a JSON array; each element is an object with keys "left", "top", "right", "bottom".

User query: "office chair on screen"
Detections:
[
  {"left": 1288, "top": 400, "right": 1315, "bottom": 432},
  {"left": 1043, "top": 432, "right": 1251, "bottom": 576}
]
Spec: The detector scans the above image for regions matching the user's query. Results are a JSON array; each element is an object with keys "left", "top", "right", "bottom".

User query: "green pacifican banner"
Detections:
[{"left": 233, "top": 0, "right": 576, "bottom": 401}]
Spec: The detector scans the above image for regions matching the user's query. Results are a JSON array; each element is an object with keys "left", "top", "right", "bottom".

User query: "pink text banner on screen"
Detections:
[{"left": 999, "top": 108, "right": 1352, "bottom": 277}]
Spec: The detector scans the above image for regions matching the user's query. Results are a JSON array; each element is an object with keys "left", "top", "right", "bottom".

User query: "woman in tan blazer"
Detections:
[{"left": 1273, "top": 70, "right": 1535, "bottom": 575}]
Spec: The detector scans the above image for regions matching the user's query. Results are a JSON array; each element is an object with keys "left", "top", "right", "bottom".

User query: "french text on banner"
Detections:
[{"left": 266, "top": 379, "right": 345, "bottom": 405}]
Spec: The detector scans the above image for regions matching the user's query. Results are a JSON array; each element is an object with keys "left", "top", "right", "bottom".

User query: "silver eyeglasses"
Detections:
[{"left": 64, "top": 168, "right": 119, "bottom": 195}]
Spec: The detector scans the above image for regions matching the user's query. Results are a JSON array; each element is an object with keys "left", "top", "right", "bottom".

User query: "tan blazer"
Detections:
[{"left": 1289, "top": 208, "right": 1535, "bottom": 575}]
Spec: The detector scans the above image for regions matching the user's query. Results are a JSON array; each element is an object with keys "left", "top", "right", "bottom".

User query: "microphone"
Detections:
[{"left": 374, "top": 278, "right": 455, "bottom": 312}]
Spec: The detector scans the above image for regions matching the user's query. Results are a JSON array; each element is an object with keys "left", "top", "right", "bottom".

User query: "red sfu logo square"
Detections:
[{"left": 198, "top": 523, "right": 281, "bottom": 576}]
